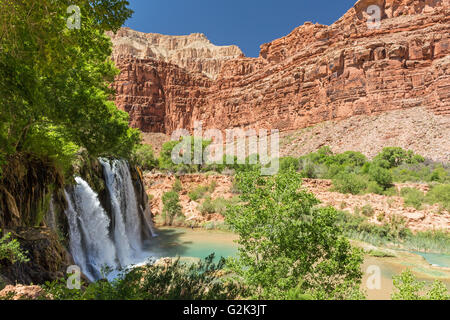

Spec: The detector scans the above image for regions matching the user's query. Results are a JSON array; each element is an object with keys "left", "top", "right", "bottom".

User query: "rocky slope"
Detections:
[
  {"left": 110, "top": 0, "right": 450, "bottom": 149},
  {"left": 143, "top": 173, "right": 450, "bottom": 232}
]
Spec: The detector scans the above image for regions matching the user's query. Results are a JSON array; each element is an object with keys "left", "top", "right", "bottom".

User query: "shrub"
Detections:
[
  {"left": 43, "top": 255, "right": 245, "bottom": 300},
  {"left": 401, "top": 187, "right": 425, "bottom": 210},
  {"left": 198, "top": 197, "right": 216, "bottom": 215},
  {"left": 361, "top": 205, "right": 375, "bottom": 217},
  {"left": 333, "top": 172, "right": 368, "bottom": 195},
  {"left": 198, "top": 197, "right": 238, "bottom": 216},
  {"left": 172, "top": 178, "right": 182, "bottom": 193},
  {"left": 211, "top": 197, "right": 232, "bottom": 215},
  {"left": 162, "top": 191, "right": 183, "bottom": 225},
  {"left": 0, "top": 230, "right": 29, "bottom": 264},
  {"left": 131, "top": 144, "right": 158, "bottom": 171},
  {"left": 188, "top": 185, "right": 209, "bottom": 201},
  {"left": 208, "top": 180, "right": 217, "bottom": 193},
  {"left": 392, "top": 270, "right": 449, "bottom": 300},
  {"left": 369, "top": 165, "right": 393, "bottom": 190},
  {"left": 374, "top": 147, "right": 424, "bottom": 169},
  {"left": 366, "top": 181, "right": 383, "bottom": 195},
  {"left": 158, "top": 137, "right": 212, "bottom": 173},
  {"left": 279, "top": 157, "right": 300, "bottom": 172},
  {"left": 425, "top": 184, "right": 450, "bottom": 211},
  {"left": 430, "top": 167, "right": 449, "bottom": 182},
  {"left": 302, "top": 161, "right": 318, "bottom": 178}
]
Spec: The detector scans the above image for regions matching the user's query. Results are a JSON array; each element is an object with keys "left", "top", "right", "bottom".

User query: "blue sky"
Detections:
[{"left": 124, "top": 0, "right": 357, "bottom": 57}]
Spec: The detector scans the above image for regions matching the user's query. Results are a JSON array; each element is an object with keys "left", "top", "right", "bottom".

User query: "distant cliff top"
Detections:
[{"left": 107, "top": 27, "right": 244, "bottom": 79}]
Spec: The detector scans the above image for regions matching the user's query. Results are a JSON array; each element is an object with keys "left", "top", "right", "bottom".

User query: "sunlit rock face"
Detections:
[{"left": 110, "top": 0, "right": 449, "bottom": 135}]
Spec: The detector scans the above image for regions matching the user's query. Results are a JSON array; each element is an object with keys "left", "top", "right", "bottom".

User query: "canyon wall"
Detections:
[{"left": 110, "top": 0, "right": 450, "bottom": 135}]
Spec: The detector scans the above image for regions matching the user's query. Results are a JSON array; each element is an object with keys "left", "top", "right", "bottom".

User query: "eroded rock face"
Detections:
[
  {"left": 0, "top": 228, "right": 71, "bottom": 285},
  {"left": 108, "top": 28, "right": 243, "bottom": 80},
  {"left": 111, "top": 0, "right": 450, "bottom": 136}
]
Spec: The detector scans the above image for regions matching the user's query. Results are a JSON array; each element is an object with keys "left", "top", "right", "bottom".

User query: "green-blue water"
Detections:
[
  {"left": 143, "top": 227, "right": 450, "bottom": 299},
  {"left": 413, "top": 252, "right": 450, "bottom": 268},
  {"left": 145, "top": 227, "right": 239, "bottom": 262}
]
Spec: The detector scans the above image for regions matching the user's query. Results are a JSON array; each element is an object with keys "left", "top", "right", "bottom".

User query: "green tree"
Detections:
[
  {"left": 374, "top": 147, "right": 424, "bottom": 169},
  {"left": 369, "top": 165, "right": 393, "bottom": 190},
  {"left": 162, "top": 191, "right": 183, "bottom": 226},
  {"left": 225, "top": 168, "right": 364, "bottom": 299},
  {"left": 0, "top": 0, "right": 139, "bottom": 175}
]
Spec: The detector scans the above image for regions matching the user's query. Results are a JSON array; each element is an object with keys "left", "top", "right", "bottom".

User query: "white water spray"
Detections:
[{"left": 65, "top": 160, "right": 155, "bottom": 281}]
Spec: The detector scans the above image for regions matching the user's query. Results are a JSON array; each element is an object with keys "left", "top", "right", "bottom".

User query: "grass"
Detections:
[{"left": 336, "top": 210, "right": 450, "bottom": 254}]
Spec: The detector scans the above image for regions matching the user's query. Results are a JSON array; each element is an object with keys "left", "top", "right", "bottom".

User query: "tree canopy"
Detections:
[{"left": 0, "top": 0, "right": 139, "bottom": 175}]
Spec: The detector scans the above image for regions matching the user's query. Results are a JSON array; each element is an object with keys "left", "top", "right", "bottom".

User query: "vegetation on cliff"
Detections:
[{"left": 0, "top": 0, "right": 140, "bottom": 181}]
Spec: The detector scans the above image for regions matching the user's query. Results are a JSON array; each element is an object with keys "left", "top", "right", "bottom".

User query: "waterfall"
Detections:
[{"left": 64, "top": 159, "right": 155, "bottom": 281}]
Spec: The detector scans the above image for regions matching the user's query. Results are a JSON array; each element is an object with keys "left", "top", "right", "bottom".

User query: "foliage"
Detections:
[
  {"left": 336, "top": 211, "right": 450, "bottom": 253},
  {"left": 0, "top": 0, "right": 140, "bottom": 173},
  {"left": 391, "top": 163, "right": 450, "bottom": 184},
  {"left": 158, "top": 137, "right": 211, "bottom": 173},
  {"left": 401, "top": 188, "right": 425, "bottom": 210},
  {"left": 198, "top": 196, "right": 216, "bottom": 215},
  {"left": 279, "top": 157, "right": 300, "bottom": 172},
  {"left": 368, "top": 165, "right": 393, "bottom": 190},
  {"left": 172, "top": 178, "right": 183, "bottom": 193},
  {"left": 162, "top": 191, "right": 183, "bottom": 226},
  {"left": 188, "top": 185, "right": 211, "bottom": 201},
  {"left": 43, "top": 254, "right": 245, "bottom": 300},
  {"left": 198, "top": 196, "right": 239, "bottom": 216},
  {"left": 425, "top": 184, "right": 450, "bottom": 211},
  {"left": 225, "top": 168, "right": 364, "bottom": 299},
  {"left": 361, "top": 205, "right": 375, "bottom": 217},
  {"left": 374, "top": 147, "right": 424, "bottom": 169},
  {"left": 333, "top": 172, "right": 368, "bottom": 195},
  {"left": 131, "top": 144, "right": 158, "bottom": 171},
  {"left": 0, "top": 230, "right": 29, "bottom": 264},
  {"left": 391, "top": 270, "right": 449, "bottom": 300}
]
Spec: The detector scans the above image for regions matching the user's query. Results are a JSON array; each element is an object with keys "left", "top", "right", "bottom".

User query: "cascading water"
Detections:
[{"left": 65, "top": 159, "right": 155, "bottom": 281}]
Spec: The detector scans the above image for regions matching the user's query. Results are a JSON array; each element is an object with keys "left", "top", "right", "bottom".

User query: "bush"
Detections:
[
  {"left": 131, "top": 145, "right": 158, "bottom": 171},
  {"left": 158, "top": 137, "right": 212, "bottom": 173},
  {"left": 0, "top": 230, "right": 29, "bottom": 264},
  {"left": 425, "top": 184, "right": 450, "bottom": 211},
  {"left": 401, "top": 187, "right": 425, "bottom": 210},
  {"left": 361, "top": 205, "right": 375, "bottom": 217},
  {"left": 430, "top": 167, "right": 449, "bottom": 183},
  {"left": 279, "top": 157, "right": 300, "bottom": 172},
  {"left": 208, "top": 180, "right": 217, "bottom": 193},
  {"left": 374, "top": 147, "right": 424, "bottom": 169},
  {"left": 43, "top": 255, "right": 245, "bottom": 300},
  {"left": 369, "top": 165, "right": 393, "bottom": 190},
  {"left": 188, "top": 185, "right": 209, "bottom": 201},
  {"left": 198, "top": 197, "right": 216, "bottom": 215},
  {"left": 198, "top": 197, "right": 239, "bottom": 216},
  {"left": 162, "top": 191, "right": 183, "bottom": 226},
  {"left": 172, "top": 178, "right": 182, "bottom": 193},
  {"left": 366, "top": 181, "right": 383, "bottom": 195},
  {"left": 333, "top": 172, "right": 368, "bottom": 195},
  {"left": 392, "top": 270, "right": 449, "bottom": 300}
]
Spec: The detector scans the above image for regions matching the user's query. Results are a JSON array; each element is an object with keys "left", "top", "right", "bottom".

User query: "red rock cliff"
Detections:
[{"left": 111, "top": 0, "right": 450, "bottom": 134}]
